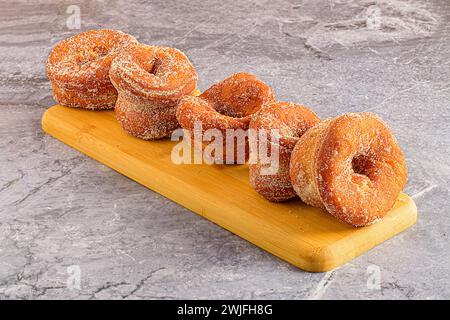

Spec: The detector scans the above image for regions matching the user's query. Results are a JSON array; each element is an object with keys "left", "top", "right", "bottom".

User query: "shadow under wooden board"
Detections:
[{"left": 42, "top": 105, "right": 417, "bottom": 272}]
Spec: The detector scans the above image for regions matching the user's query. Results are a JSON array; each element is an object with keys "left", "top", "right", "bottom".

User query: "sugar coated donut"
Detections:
[
  {"left": 47, "top": 29, "right": 138, "bottom": 109},
  {"left": 176, "top": 73, "right": 275, "bottom": 163},
  {"left": 290, "top": 112, "right": 408, "bottom": 227},
  {"left": 249, "top": 102, "right": 320, "bottom": 202},
  {"left": 110, "top": 44, "right": 198, "bottom": 140}
]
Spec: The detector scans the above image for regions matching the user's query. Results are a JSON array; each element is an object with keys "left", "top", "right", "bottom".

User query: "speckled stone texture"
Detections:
[{"left": 0, "top": 0, "right": 449, "bottom": 300}]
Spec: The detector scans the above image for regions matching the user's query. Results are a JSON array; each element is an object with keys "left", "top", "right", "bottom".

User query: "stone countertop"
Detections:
[{"left": 0, "top": 0, "right": 449, "bottom": 299}]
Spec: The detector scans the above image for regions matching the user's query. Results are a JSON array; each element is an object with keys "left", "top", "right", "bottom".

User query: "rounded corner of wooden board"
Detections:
[
  {"left": 294, "top": 194, "right": 418, "bottom": 272},
  {"left": 394, "top": 193, "right": 418, "bottom": 227},
  {"left": 41, "top": 105, "right": 56, "bottom": 133}
]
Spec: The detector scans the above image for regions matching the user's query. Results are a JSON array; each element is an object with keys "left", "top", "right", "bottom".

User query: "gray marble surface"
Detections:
[{"left": 0, "top": 0, "right": 449, "bottom": 300}]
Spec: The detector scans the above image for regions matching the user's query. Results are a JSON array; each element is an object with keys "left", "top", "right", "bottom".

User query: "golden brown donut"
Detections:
[
  {"left": 46, "top": 29, "right": 138, "bottom": 109},
  {"left": 249, "top": 102, "right": 320, "bottom": 202},
  {"left": 176, "top": 73, "right": 275, "bottom": 163},
  {"left": 289, "top": 112, "right": 408, "bottom": 227},
  {"left": 109, "top": 44, "right": 198, "bottom": 140}
]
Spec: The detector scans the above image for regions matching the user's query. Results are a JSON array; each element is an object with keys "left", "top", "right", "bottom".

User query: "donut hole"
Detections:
[
  {"left": 77, "top": 45, "right": 110, "bottom": 66},
  {"left": 214, "top": 102, "right": 257, "bottom": 119},
  {"left": 148, "top": 58, "right": 161, "bottom": 75},
  {"left": 93, "top": 45, "right": 109, "bottom": 58},
  {"left": 134, "top": 53, "right": 161, "bottom": 76},
  {"left": 212, "top": 90, "right": 265, "bottom": 119},
  {"left": 200, "top": 73, "right": 275, "bottom": 119},
  {"left": 351, "top": 154, "right": 373, "bottom": 178}
]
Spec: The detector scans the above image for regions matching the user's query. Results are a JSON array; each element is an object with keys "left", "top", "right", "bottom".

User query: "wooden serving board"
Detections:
[{"left": 42, "top": 105, "right": 417, "bottom": 272}]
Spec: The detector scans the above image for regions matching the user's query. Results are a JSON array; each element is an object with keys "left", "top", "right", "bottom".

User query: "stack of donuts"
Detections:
[{"left": 47, "top": 29, "right": 408, "bottom": 227}]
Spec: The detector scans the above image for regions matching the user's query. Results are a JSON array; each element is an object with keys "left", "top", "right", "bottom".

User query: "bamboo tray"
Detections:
[{"left": 42, "top": 105, "right": 417, "bottom": 272}]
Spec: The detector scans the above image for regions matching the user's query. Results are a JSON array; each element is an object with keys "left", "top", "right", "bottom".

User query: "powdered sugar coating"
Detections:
[
  {"left": 290, "top": 119, "right": 332, "bottom": 208},
  {"left": 109, "top": 44, "right": 198, "bottom": 108},
  {"left": 176, "top": 73, "right": 275, "bottom": 163},
  {"left": 46, "top": 29, "right": 138, "bottom": 109},
  {"left": 51, "top": 82, "right": 118, "bottom": 110},
  {"left": 290, "top": 112, "right": 408, "bottom": 227},
  {"left": 249, "top": 102, "right": 320, "bottom": 202},
  {"left": 110, "top": 43, "right": 198, "bottom": 140},
  {"left": 200, "top": 73, "right": 275, "bottom": 118},
  {"left": 115, "top": 94, "right": 179, "bottom": 140}
]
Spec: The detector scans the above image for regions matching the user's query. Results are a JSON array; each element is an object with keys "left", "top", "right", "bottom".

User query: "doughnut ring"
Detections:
[
  {"left": 46, "top": 29, "right": 138, "bottom": 109},
  {"left": 249, "top": 102, "right": 320, "bottom": 202},
  {"left": 176, "top": 73, "right": 275, "bottom": 163},
  {"left": 289, "top": 112, "right": 408, "bottom": 227},
  {"left": 109, "top": 44, "right": 198, "bottom": 140}
]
